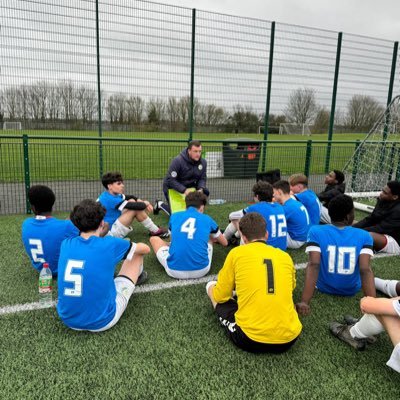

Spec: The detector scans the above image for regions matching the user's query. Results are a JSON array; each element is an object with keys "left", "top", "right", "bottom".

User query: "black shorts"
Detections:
[{"left": 215, "top": 299, "right": 298, "bottom": 354}]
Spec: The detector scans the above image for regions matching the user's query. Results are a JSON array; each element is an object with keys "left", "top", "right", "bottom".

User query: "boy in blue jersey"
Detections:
[
  {"left": 57, "top": 199, "right": 150, "bottom": 332},
  {"left": 296, "top": 194, "right": 375, "bottom": 316},
  {"left": 98, "top": 171, "right": 168, "bottom": 239},
  {"left": 289, "top": 173, "right": 321, "bottom": 226},
  {"left": 223, "top": 181, "right": 287, "bottom": 250},
  {"left": 272, "top": 180, "right": 310, "bottom": 249},
  {"left": 150, "top": 191, "right": 228, "bottom": 279},
  {"left": 22, "top": 185, "right": 79, "bottom": 275}
]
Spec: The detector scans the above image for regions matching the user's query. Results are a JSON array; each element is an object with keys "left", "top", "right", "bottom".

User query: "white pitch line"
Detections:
[{"left": 0, "top": 255, "right": 394, "bottom": 317}]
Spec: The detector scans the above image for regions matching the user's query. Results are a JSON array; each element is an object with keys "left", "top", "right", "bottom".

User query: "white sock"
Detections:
[
  {"left": 350, "top": 314, "right": 385, "bottom": 339},
  {"left": 141, "top": 217, "right": 158, "bottom": 233},
  {"left": 386, "top": 343, "right": 400, "bottom": 373},
  {"left": 223, "top": 222, "right": 237, "bottom": 240},
  {"left": 375, "top": 278, "right": 399, "bottom": 297}
]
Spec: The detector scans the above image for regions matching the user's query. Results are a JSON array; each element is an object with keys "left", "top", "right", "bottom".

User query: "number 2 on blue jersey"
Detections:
[
  {"left": 29, "top": 238, "right": 45, "bottom": 263},
  {"left": 180, "top": 217, "right": 196, "bottom": 239},
  {"left": 269, "top": 214, "right": 287, "bottom": 238}
]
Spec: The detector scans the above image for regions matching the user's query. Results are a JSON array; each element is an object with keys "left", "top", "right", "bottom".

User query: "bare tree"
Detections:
[
  {"left": 147, "top": 98, "right": 165, "bottom": 125},
  {"left": 166, "top": 96, "right": 180, "bottom": 129},
  {"left": 3, "top": 87, "right": 19, "bottom": 120},
  {"left": 198, "top": 103, "right": 225, "bottom": 127},
  {"left": 58, "top": 80, "right": 77, "bottom": 121},
  {"left": 346, "top": 95, "right": 384, "bottom": 131},
  {"left": 16, "top": 85, "right": 30, "bottom": 121},
  {"left": 285, "top": 87, "right": 318, "bottom": 124},
  {"left": 126, "top": 95, "right": 144, "bottom": 125}
]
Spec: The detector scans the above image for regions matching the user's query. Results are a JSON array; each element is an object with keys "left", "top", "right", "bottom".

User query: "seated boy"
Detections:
[
  {"left": 97, "top": 171, "right": 168, "bottom": 239},
  {"left": 150, "top": 191, "right": 227, "bottom": 279},
  {"left": 296, "top": 195, "right": 375, "bottom": 316},
  {"left": 22, "top": 185, "right": 79, "bottom": 275},
  {"left": 206, "top": 212, "right": 302, "bottom": 353},
  {"left": 318, "top": 170, "right": 345, "bottom": 224},
  {"left": 57, "top": 199, "right": 150, "bottom": 332},
  {"left": 272, "top": 180, "right": 310, "bottom": 249},
  {"left": 223, "top": 181, "right": 287, "bottom": 250},
  {"left": 330, "top": 295, "right": 400, "bottom": 372},
  {"left": 289, "top": 173, "right": 321, "bottom": 226}
]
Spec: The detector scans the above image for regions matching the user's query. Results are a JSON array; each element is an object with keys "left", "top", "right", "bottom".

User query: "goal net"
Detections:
[
  {"left": 279, "top": 123, "right": 311, "bottom": 136},
  {"left": 343, "top": 95, "right": 400, "bottom": 195},
  {"left": 3, "top": 121, "right": 22, "bottom": 130}
]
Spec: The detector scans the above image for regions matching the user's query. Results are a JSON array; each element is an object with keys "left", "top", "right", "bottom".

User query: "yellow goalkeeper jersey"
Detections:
[{"left": 213, "top": 241, "right": 302, "bottom": 344}]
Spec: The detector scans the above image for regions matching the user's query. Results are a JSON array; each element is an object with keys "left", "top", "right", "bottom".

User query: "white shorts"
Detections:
[
  {"left": 393, "top": 298, "right": 400, "bottom": 317},
  {"left": 89, "top": 276, "right": 136, "bottom": 332},
  {"left": 320, "top": 206, "right": 331, "bottom": 224},
  {"left": 287, "top": 233, "right": 305, "bottom": 249},
  {"left": 379, "top": 235, "right": 400, "bottom": 255},
  {"left": 156, "top": 243, "right": 213, "bottom": 279},
  {"left": 108, "top": 219, "right": 132, "bottom": 239}
]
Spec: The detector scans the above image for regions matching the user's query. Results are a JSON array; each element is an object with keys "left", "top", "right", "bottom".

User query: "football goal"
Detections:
[
  {"left": 3, "top": 121, "right": 22, "bottom": 130},
  {"left": 279, "top": 123, "right": 311, "bottom": 136},
  {"left": 343, "top": 94, "right": 400, "bottom": 196}
]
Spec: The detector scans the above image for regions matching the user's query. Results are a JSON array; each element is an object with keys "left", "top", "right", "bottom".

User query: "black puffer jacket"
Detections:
[
  {"left": 317, "top": 182, "right": 346, "bottom": 206},
  {"left": 163, "top": 149, "right": 208, "bottom": 194}
]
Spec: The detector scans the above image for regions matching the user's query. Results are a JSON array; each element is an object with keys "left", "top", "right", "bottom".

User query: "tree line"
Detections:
[{"left": 0, "top": 80, "right": 385, "bottom": 133}]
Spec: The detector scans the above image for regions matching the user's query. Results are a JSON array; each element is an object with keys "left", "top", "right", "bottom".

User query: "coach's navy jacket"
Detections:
[{"left": 163, "top": 148, "right": 208, "bottom": 196}]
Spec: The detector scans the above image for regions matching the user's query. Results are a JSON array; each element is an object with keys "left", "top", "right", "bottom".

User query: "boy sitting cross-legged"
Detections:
[
  {"left": 296, "top": 194, "right": 375, "bottom": 317},
  {"left": 97, "top": 171, "right": 168, "bottom": 239},
  {"left": 206, "top": 212, "right": 302, "bottom": 354},
  {"left": 150, "top": 191, "right": 227, "bottom": 279},
  {"left": 57, "top": 199, "right": 150, "bottom": 332},
  {"left": 223, "top": 181, "right": 287, "bottom": 250}
]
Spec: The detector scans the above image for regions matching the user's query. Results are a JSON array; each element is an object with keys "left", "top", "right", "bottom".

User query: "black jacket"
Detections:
[
  {"left": 317, "top": 182, "right": 346, "bottom": 207},
  {"left": 163, "top": 149, "right": 208, "bottom": 194},
  {"left": 354, "top": 199, "right": 400, "bottom": 244}
]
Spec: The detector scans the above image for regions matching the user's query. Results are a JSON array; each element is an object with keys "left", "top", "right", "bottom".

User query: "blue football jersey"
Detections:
[
  {"left": 244, "top": 202, "right": 287, "bottom": 250},
  {"left": 306, "top": 225, "right": 373, "bottom": 296},
  {"left": 97, "top": 191, "right": 124, "bottom": 225},
  {"left": 22, "top": 216, "right": 79, "bottom": 274},
  {"left": 168, "top": 207, "right": 219, "bottom": 271},
  {"left": 57, "top": 235, "right": 132, "bottom": 330},
  {"left": 295, "top": 189, "right": 321, "bottom": 226},
  {"left": 283, "top": 198, "right": 310, "bottom": 241}
]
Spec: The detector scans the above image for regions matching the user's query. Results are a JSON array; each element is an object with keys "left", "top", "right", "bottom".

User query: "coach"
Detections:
[{"left": 155, "top": 140, "right": 209, "bottom": 215}]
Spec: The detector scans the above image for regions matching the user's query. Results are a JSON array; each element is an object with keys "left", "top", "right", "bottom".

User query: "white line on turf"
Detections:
[{"left": 0, "top": 254, "right": 394, "bottom": 316}]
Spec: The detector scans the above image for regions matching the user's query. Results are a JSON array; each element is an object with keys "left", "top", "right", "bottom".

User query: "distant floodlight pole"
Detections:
[
  {"left": 95, "top": 0, "right": 103, "bottom": 177},
  {"left": 188, "top": 8, "right": 196, "bottom": 142},
  {"left": 261, "top": 21, "right": 275, "bottom": 172},
  {"left": 325, "top": 31, "right": 342, "bottom": 173}
]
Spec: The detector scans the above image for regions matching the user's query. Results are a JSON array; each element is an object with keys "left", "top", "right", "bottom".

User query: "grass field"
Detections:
[
  {"left": 0, "top": 130, "right": 368, "bottom": 183},
  {"left": 1, "top": 203, "right": 400, "bottom": 399}
]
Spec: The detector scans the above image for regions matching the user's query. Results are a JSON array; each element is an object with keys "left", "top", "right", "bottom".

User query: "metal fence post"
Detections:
[
  {"left": 95, "top": 0, "right": 103, "bottom": 177},
  {"left": 325, "top": 31, "right": 342, "bottom": 174},
  {"left": 261, "top": 21, "right": 275, "bottom": 172},
  {"left": 351, "top": 140, "right": 360, "bottom": 191},
  {"left": 396, "top": 148, "right": 400, "bottom": 182},
  {"left": 23, "top": 134, "right": 31, "bottom": 214},
  {"left": 188, "top": 8, "right": 196, "bottom": 142},
  {"left": 304, "top": 140, "right": 312, "bottom": 177}
]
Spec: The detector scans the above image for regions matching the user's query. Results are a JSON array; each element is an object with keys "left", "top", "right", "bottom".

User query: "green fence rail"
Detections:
[{"left": 1, "top": 135, "right": 396, "bottom": 215}]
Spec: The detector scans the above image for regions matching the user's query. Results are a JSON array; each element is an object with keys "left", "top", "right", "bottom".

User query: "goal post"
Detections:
[
  {"left": 3, "top": 121, "right": 22, "bottom": 130},
  {"left": 279, "top": 123, "right": 311, "bottom": 136}
]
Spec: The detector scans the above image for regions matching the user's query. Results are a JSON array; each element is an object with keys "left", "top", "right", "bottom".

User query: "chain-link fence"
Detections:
[{"left": 1, "top": 1, "right": 399, "bottom": 140}]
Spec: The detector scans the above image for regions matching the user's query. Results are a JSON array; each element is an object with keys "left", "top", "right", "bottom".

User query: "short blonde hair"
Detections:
[{"left": 289, "top": 173, "right": 308, "bottom": 187}]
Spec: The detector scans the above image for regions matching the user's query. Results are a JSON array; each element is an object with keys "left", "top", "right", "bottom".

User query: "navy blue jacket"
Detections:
[{"left": 163, "top": 149, "right": 208, "bottom": 195}]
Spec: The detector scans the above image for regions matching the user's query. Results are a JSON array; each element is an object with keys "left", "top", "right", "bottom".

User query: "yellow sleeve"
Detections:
[{"left": 213, "top": 250, "right": 235, "bottom": 303}]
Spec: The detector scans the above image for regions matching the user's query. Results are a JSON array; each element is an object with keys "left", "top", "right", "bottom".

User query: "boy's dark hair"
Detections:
[
  {"left": 188, "top": 140, "right": 202, "bottom": 149},
  {"left": 333, "top": 170, "right": 345, "bottom": 184},
  {"left": 252, "top": 181, "right": 273, "bottom": 202},
  {"left": 387, "top": 181, "right": 400, "bottom": 197},
  {"left": 272, "top": 180, "right": 290, "bottom": 194},
  {"left": 28, "top": 185, "right": 56, "bottom": 214},
  {"left": 185, "top": 191, "right": 207, "bottom": 209},
  {"left": 70, "top": 199, "right": 106, "bottom": 232},
  {"left": 289, "top": 173, "right": 308, "bottom": 187},
  {"left": 239, "top": 212, "right": 266, "bottom": 241},
  {"left": 101, "top": 171, "right": 123, "bottom": 189},
  {"left": 328, "top": 194, "right": 354, "bottom": 223}
]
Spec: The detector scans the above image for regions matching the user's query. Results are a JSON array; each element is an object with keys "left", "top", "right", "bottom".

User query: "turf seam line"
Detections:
[{"left": 0, "top": 253, "right": 394, "bottom": 316}]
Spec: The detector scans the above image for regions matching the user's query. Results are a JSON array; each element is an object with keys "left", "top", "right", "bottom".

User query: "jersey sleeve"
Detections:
[
  {"left": 305, "top": 226, "right": 321, "bottom": 253},
  {"left": 213, "top": 250, "right": 235, "bottom": 303},
  {"left": 112, "top": 237, "right": 135, "bottom": 263},
  {"left": 65, "top": 220, "right": 79, "bottom": 238},
  {"left": 209, "top": 216, "right": 219, "bottom": 236},
  {"left": 360, "top": 230, "right": 374, "bottom": 256}
]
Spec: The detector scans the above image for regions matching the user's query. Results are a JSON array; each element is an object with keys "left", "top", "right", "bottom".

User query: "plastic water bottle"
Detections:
[
  {"left": 209, "top": 199, "right": 226, "bottom": 205},
  {"left": 39, "top": 262, "right": 53, "bottom": 306}
]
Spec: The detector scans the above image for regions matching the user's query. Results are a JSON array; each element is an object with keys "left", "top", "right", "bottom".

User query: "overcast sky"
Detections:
[{"left": 164, "top": 0, "right": 400, "bottom": 41}]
